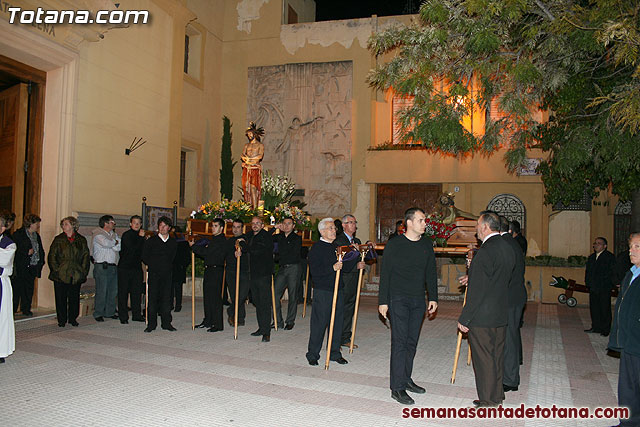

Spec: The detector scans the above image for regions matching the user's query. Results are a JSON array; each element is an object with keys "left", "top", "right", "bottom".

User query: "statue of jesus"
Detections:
[{"left": 241, "top": 122, "right": 265, "bottom": 208}]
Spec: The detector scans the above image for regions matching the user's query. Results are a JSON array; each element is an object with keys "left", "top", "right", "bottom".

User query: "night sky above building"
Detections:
[{"left": 314, "top": 0, "right": 420, "bottom": 21}]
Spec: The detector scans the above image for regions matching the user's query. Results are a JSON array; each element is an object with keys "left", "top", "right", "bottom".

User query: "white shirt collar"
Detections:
[
  {"left": 482, "top": 232, "right": 500, "bottom": 243},
  {"left": 159, "top": 233, "right": 169, "bottom": 242}
]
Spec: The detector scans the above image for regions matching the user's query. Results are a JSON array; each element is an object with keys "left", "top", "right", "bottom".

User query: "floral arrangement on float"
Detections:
[
  {"left": 269, "top": 203, "right": 312, "bottom": 230},
  {"left": 261, "top": 172, "right": 296, "bottom": 211},
  {"left": 191, "top": 199, "right": 255, "bottom": 223},
  {"left": 424, "top": 215, "right": 457, "bottom": 247}
]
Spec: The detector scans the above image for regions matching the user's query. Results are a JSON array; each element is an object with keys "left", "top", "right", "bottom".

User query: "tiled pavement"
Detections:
[{"left": 1, "top": 298, "right": 623, "bottom": 426}]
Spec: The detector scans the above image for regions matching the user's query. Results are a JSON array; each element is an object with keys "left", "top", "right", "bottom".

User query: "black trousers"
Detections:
[
  {"left": 619, "top": 351, "right": 640, "bottom": 426},
  {"left": 117, "top": 267, "right": 143, "bottom": 321},
  {"left": 468, "top": 326, "right": 507, "bottom": 405},
  {"left": 53, "top": 282, "right": 80, "bottom": 325},
  {"left": 389, "top": 295, "right": 425, "bottom": 391},
  {"left": 170, "top": 280, "right": 183, "bottom": 310},
  {"left": 274, "top": 263, "right": 301, "bottom": 326},
  {"left": 589, "top": 289, "right": 612, "bottom": 333},
  {"left": 503, "top": 302, "right": 525, "bottom": 387},
  {"left": 226, "top": 268, "right": 250, "bottom": 322},
  {"left": 147, "top": 271, "right": 172, "bottom": 330},
  {"left": 250, "top": 275, "right": 272, "bottom": 335},
  {"left": 13, "top": 267, "right": 37, "bottom": 313},
  {"left": 306, "top": 288, "right": 344, "bottom": 362},
  {"left": 340, "top": 271, "right": 359, "bottom": 344},
  {"left": 202, "top": 266, "right": 223, "bottom": 329}
]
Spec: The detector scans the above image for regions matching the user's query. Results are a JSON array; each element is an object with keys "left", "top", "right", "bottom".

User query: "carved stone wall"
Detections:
[{"left": 247, "top": 61, "right": 352, "bottom": 216}]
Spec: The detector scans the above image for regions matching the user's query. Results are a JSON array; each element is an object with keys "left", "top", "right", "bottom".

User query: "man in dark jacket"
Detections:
[
  {"left": 117, "top": 215, "right": 145, "bottom": 324},
  {"left": 142, "top": 216, "right": 177, "bottom": 332},
  {"left": 334, "top": 214, "right": 361, "bottom": 346},
  {"left": 306, "top": 217, "right": 361, "bottom": 366},
  {"left": 170, "top": 226, "right": 191, "bottom": 313},
  {"left": 611, "top": 232, "right": 640, "bottom": 426},
  {"left": 247, "top": 216, "right": 274, "bottom": 342},
  {"left": 499, "top": 216, "right": 526, "bottom": 393},
  {"left": 509, "top": 220, "right": 527, "bottom": 255},
  {"left": 458, "top": 211, "right": 515, "bottom": 407},
  {"left": 272, "top": 217, "right": 302, "bottom": 330},
  {"left": 584, "top": 237, "right": 616, "bottom": 336},
  {"left": 190, "top": 218, "right": 227, "bottom": 332},
  {"left": 11, "top": 214, "right": 45, "bottom": 316}
]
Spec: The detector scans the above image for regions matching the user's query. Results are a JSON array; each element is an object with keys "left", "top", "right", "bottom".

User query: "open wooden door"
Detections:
[{"left": 0, "top": 83, "right": 28, "bottom": 224}]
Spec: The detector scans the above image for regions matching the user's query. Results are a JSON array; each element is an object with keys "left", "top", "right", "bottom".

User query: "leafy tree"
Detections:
[
  {"left": 219, "top": 116, "right": 236, "bottom": 200},
  {"left": 367, "top": 0, "right": 640, "bottom": 231}
]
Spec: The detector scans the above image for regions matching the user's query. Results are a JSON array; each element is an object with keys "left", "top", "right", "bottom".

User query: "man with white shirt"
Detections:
[
  {"left": 458, "top": 211, "right": 515, "bottom": 407},
  {"left": 92, "top": 215, "right": 121, "bottom": 322},
  {"left": 584, "top": 237, "right": 616, "bottom": 336}
]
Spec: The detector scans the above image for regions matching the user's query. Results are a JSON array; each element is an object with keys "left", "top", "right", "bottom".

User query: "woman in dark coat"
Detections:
[
  {"left": 48, "top": 216, "right": 90, "bottom": 327},
  {"left": 12, "top": 214, "right": 46, "bottom": 316}
]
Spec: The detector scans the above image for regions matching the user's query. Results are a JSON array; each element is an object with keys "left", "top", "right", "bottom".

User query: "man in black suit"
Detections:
[
  {"left": 117, "top": 215, "right": 146, "bottom": 324},
  {"left": 509, "top": 220, "right": 527, "bottom": 256},
  {"left": 334, "top": 214, "right": 362, "bottom": 346},
  {"left": 247, "top": 216, "right": 274, "bottom": 342},
  {"left": 190, "top": 218, "right": 227, "bottom": 333},
  {"left": 142, "top": 216, "right": 177, "bottom": 332},
  {"left": 584, "top": 237, "right": 616, "bottom": 336},
  {"left": 11, "top": 214, "right": 45, "bottom": 316},
  {"left": 499, "top": 216, "right": 526, "bottom": 393},
  {"left": 225, "top": 219, "right": 249, "bottom": 327},
  {"left": 272, "top": 217, "right": 302, "bottom": 330},
  {"left": 458, "top": 211, "right": 515, "bottom": 407},
  {"left": 306, "top": 217, "right": 361, "bottom": 366}
]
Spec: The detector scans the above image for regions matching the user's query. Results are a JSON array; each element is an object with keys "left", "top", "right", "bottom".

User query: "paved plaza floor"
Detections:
[{"left": 1, "top": 297, "right": 623, "bottom": 426}]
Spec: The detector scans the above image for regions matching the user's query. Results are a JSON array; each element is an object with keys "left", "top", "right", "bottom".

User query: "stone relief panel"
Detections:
[{"left": 247, "top": 61, "right": 352, "bottom": 216}]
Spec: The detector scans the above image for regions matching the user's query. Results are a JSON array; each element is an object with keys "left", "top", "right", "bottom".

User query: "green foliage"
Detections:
[
  {"left": 219, "top": 116, "right": 236, "bottom": 201},
  {"left": 367, "top": 0, "right": 640, "bottom": 209}
]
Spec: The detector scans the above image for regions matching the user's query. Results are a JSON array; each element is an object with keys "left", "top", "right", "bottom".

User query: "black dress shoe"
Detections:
[
  {"left": 606, "top": 349, "right": 621, "bottom": 359},
  {"left": 284, "top": 323, "right": 294, "bottom": 330},
  {"left": 144, "top": 327, "right": 154, "bottom": 333},
  {"left": 601, "top": 332, "right": 609, "bottom": 337},
  {"left": 207, "top": 327, "right": 223, "bottom": 332},
  {"left": 120, "top": 320, "right": 129, "bottom": 324},
  {"left": 262, "top": 335, "right": 270, "bottom": 342},
  {"left": 0, "top": 357, "right": 4, "bottom": 363},
  {"left": 308, "top": 359, "right": 318, "bottom": 366},
  {"left": 162, "top": 325, "right": 177, "bottom": 331},
  {"left": 95, "top": 316, "right": 104, "bottom": 322},
  {"left": 174, "top": 306, "right": 181, "bottom": 312},
  {"left": 503, "top": 384, "right": 518, "bottom": 392},
  {"left": 250, "top": 330, "right": 262, "bottom": 336},
  {"left": 109, "top": 315, "right": 119, "bottom": 319},
  {"left": 406, "top": 379, "right": 426, "bottom": 394},
  {"left": 391, "top": 390, "right": 414, "bottom": 405},
  {"left": 58, "top": 323, "right": 65, "bottom": 327},
  {"left": 23, "top": 311, "right": 33, "bottom": 317},
  {"left": 132, "top": 317, "right": 145, "bottom": 322},
  {"left": 584, "top": 328, "right": 597, "bottom": 333},
  {"left": 195, "top": 322, "right": 207, "bottom": 329},
  {"left": 69, "top": 321, "right": 79, "bottom": 327},
  {"left": 332, "top": 357, "right": 348, "bottom": 365}
]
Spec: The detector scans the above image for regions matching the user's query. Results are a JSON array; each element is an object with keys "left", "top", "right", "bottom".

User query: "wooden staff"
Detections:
[
  {"left": 191, "top": 251, "right": 196, "bottom": 330},
  {"left": 349, "top": 249, "right": 367, "bottom": 354},
  {"left": 234, "top": 241, "right": 240, "bottom": 340},
  {"left": 271, "top": 275, "right": 278, "bottom": 331},
  {"left": 451, "top": 248, "right": 475, "bottom": 383},
  {"left": 145, "top": 267, "right": 149, "bottom": 326},
  {"left": 325, "top": 250, "right": 344, "bottom": 370},
  {"left": 221, "top": 265, "right": 226, "bottom": 299},
  {"left": 302, "top": 263, "right": 310, "bottom": 318}
]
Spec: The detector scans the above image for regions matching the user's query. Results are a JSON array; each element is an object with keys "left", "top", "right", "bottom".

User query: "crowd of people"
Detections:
[{"left": 0, "top": 208, "right": 637, "bottom": 425}]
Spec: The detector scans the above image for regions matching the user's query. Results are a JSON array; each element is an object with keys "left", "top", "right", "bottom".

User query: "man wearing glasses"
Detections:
[{"left": 92, "top": 215, "right": 121, "bottom": 322}]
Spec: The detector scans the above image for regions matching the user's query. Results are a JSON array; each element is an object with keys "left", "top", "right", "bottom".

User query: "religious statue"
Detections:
[
  {"left": 434, "top": 192, "right": 478, "bottom": 224},
  {"left": 241, "top": 122, "right": 265, "bottom": 208}
]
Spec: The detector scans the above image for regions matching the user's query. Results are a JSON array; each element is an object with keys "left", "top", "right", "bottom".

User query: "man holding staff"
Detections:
[
  {"left": 272, "top": 216, "right": 302, "bottom": 330},
  {"left": 334, "top": 214, "right": 362, "bottom": 347},
  {"left": 247, "top": 216, "right": 274, "bottom": 342},
  {"left": 306, "top": 218, "right": 362, "bottom": 366},
  {"left": 190, "top": 218, "right": 227, "bottom": 333},
  {"left": 225, "top": 219, "right": 249, "bottom": 327},
  {"left": 379, "top": 207, "right": 438, "bottom": 405}
]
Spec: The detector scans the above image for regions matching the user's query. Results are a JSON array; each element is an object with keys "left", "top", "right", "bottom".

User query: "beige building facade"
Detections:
[{"left": 0, "top": 0, "right": 620, "bottom": 309}]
